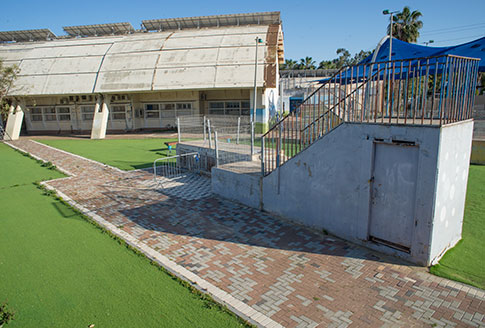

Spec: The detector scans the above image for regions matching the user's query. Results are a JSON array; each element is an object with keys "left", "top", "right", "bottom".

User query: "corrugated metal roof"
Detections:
[{"left": 1, "top": 24, "right": 283, "bottom": 96}]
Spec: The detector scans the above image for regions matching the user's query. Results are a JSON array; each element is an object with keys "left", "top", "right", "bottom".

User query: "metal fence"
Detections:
[
  {"left": 153, "top": 152, "right": 201, "bottom": 186},
  {"left": 262, "top": 54, "right": 481, "bottom": 176},
  {"left": 177, "top": 115, "right": 259, "bottom": 170}
]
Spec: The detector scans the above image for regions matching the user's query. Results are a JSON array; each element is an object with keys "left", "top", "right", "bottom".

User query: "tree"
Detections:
[
  {"left": 388, "top": 6, "right": 423, "bottom": 43},
  {"left": 0, "top": 59, "right": 18, "bottom": 123},
  {"left": 349, "top": 50, "right": 372, "bottom": 65},
  {"left": 298, "top": 56, "right": 316, "bottom": 70},
  {"left": 280, "top": 59, "right": 299, "bottom": 70}
]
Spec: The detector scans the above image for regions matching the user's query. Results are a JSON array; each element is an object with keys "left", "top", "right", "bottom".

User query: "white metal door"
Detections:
[{"left": 369, "top": 142, "right": 419, "bottom": 251}]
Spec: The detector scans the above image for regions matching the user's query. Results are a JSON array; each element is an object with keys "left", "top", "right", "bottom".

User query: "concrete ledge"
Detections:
[{"left": 212, "top": 164, "right": 261, "bottom": 209}]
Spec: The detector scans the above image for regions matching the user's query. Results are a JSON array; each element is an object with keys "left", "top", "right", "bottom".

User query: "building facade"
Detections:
[{"left": 1, "top": 12, "right": 284, "bottom": 139}]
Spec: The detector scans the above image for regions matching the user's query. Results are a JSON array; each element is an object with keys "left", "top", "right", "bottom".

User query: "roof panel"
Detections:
[
  {"left": 18, "top": 57, "right": 102, "bottom": 75},
  {"left": 142, "top": 12, "right": 280, "bottom": 31},
  {"left": 152, "top": 67, "right": 216, "bottom": 90},
  {"left": 0, "top": 29, "right": 56, "bottom": 42},
  {"left": 156, "top": 48, "right": 219, "bottom": 68},
  {"left": 23, "top": 43, "right": 111, "bottom": 59},
  {"left": 63, "top": 22, "right": 134, "bottom": 37},
  {"left": 214, "top": 64, "right": 264, "bottom": 88},
  {"left": 94, "top": 69, "right": 154, "bottom": 93},
  {"left": 101, "top": 53, "right": 159, "bottom": 71}
]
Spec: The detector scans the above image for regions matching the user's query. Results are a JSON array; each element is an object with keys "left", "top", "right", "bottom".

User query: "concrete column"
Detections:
[
  {"left": 4, "top": 102, "right": 24, "bottom": 141},
  {"left": 90, "top": 95, "right": 109, "bottom": 139}
]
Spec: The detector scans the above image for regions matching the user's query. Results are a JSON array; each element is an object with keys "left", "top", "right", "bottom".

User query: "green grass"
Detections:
[
  {"left": 38, "top": 138, "right": 179, "bottom": 170},
  {"left": 0, "top": 143, "right": 248, "bottom": 327},
  {"left": 430, "top": 165, "right": 485, "bottom": 289}
]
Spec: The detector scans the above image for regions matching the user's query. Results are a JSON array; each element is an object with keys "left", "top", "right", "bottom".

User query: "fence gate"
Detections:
[
  {"left": 152, "top": 152, "right": 211, "bottom": 200},
  {"left": 368, "top": 141, "right": 419, "bottom": 252}
]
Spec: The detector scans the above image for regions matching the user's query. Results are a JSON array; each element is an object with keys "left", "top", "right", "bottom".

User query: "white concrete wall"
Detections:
[
  {"left": 212, "top": 168, "right": 261, "bottom": 209},
  {"left": 262, "top": 122, "right": 442, "bottom": 265},
  {"left": 429, "top": 120, "right": 474, "bottom": 264}
]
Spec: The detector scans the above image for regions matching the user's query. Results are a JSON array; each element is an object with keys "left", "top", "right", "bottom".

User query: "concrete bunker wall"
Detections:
[
  {"left": 429, "top": 120, "right": 474, "bottom": 263},
  {"left": 261, "top": 121, "right": 473, "bottom": 265}
]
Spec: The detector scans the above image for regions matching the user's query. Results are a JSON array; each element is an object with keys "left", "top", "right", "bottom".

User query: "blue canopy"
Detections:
[
  {"left": 318, "top": 36, "right": 484, "bottom": 84},
  {"left": 360, "top": 36, "right": 485, "bottom": 71}
]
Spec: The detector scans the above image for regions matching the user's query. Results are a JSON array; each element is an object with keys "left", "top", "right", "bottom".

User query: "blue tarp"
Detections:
[
  {"left": 318, "top": 36, "right": 485, "bottom": 84},
  {"left": 359, "top": 36, "right": 485, "bottom": 71}
]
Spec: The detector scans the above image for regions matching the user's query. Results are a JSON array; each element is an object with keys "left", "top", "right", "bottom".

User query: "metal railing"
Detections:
[
  {"left": 153, "top": 152, "right": 200, "bottom": 186},
  {"left": 262, "top": 54, "right": 480, "bottom": 176}
]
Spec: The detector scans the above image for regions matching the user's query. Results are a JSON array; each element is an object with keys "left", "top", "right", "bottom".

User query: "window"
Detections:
[
  {"left": 111, "top": 105, "right": 126, "bottom": 120},
  {"left": 208, "top": 101, "right": 250, "bottom": 116},
  {"left": 81, "top": 106, "right": 95, "bottom": 121},
  {"left": 145, "top": 102, "right": 194, "bottom": 118},
  {"left": 57, "top": 107, "right": 71, "bottom": 121},
  {"left": 241, "top": 101, "right": 250, "bottom": 115},
  {"left": 209, "top": 102, "right": 225, "bottom": 115},
  {"left": 43, "top": 107, "right": 56, "bottom": 121},
  {"left": 145, "top": 104, "right": 159, "bottom": 119},
  {"left": 161, "top": 103, "right": 174, "bottom": 110},
  {"left": 30, "top": 108, "right": 42, "bottom": 122},
  {"left": 175, "top": 103, "right": 192, "bottom": 116}
]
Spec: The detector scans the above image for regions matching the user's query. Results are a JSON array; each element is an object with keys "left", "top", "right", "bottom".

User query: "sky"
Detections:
[{"left": 1, "top": 0, "right": 484, "bottom": 64}]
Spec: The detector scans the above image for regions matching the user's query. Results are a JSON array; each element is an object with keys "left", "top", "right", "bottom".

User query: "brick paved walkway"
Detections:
[{"left": 7, "top": 140, "right": 485, "bottom": 328}]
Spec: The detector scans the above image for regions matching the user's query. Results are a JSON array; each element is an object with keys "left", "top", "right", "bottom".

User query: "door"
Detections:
[{"left": 369, "top": 141, "right": 419, "bottom": 251}]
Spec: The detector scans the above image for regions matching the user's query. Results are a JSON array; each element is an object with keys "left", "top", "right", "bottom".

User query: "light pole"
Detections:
[
  {"left": 253, "top": 36, "right": 263, "bottom": 123},
  {"left": 383, "top": 9, "right": 399, "bottom": 115},
  {"left": 252, "top": 36, "right": 263, "bottom": 155},
  {"left": 382, "top": 9, "right": 399, "bottom": 62}
]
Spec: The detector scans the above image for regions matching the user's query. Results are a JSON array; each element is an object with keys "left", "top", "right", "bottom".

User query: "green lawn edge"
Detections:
[
  {"left": 36, "top": 182, "right": 253, "bottom": 327},
  {"left": 0, "top": 143, "right": 253, "bottom": 327}
]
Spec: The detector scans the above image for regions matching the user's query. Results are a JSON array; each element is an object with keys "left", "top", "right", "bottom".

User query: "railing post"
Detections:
[
  {"left": 177, "top": 117, "right": 181, "bottom": 143},
  {"left": 261, "top": 135, "right": 265, "bottom": 176},
  {"left": 208, "top": 119, "right": 212, "bottom": 148},
  {"left": 203, "top": 115, "right": 207, "bottom": 142},
  {"left": 276, "top": 122, "right": 282, "bottom": 168},
  {"left": 214, "top": 130, "right": 219, "bottom": 167},
  {"left": 236, "top": 116, "right": 241, "bottom": 144},
  {"left": 250, "top": 121, "right": 255, "bottom": 156}
]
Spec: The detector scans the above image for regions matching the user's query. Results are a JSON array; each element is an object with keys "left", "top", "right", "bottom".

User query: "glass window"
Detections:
[
  {"left": 57, "top": 107, "right": 71, "bottom": 121},
  {"left": 209, "top": 102, "right": 224, "bottom": 109},
  {"left": 176, "top": 103, "right": 191, "bottom": 110},
  {"left": 146, "top": 104, "right": 159, "bottom": 111},
  {"left": 30, "top": 107, "right": 43, "bottom": 121},
  {"left": 43, "top": 107, "right": 56, "bottom": 121},
  {"left": 145, "top": 104, "right": 160, "bottom": 119},
  {"left": 31, "top": 114, "right": 43, "bottom": 121},
  {"left": 111, "top": 105, "right": 126, "bottom": 120},
  {"left": 81, "top": 106, "right": 95, "bottom": 121},
  {"left": 58, "top": 114, "right": 71, "bottom": 121},
  {"left": 161, "top": 103, "right": 174, "bottom": 110}
]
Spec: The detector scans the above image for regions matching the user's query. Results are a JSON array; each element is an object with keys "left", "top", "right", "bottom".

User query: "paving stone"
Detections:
[{"left": 8, "top": 139, "right": 485, "bottom": 328}]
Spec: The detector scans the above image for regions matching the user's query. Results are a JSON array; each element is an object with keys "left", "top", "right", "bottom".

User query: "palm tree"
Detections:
[
  {"left": 281, "top": 59, "right": 298, "bottom": 70},
  {"left": 299, "top": 57, "right": 316, "bottom": 70},
  {"left": 387, "top": 6, "right": 423, "bottom": 43}
]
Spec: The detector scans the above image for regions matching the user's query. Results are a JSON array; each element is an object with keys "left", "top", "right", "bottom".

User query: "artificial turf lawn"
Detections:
[
  {"left": 430, "top": 165, "right": 485, "bottom": 290},
  {"left": 0, "top": 143, "right": 247, "bottom": 327},
  {"left": 38, "top": 138, "right": 179, "bottom": 171}
]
